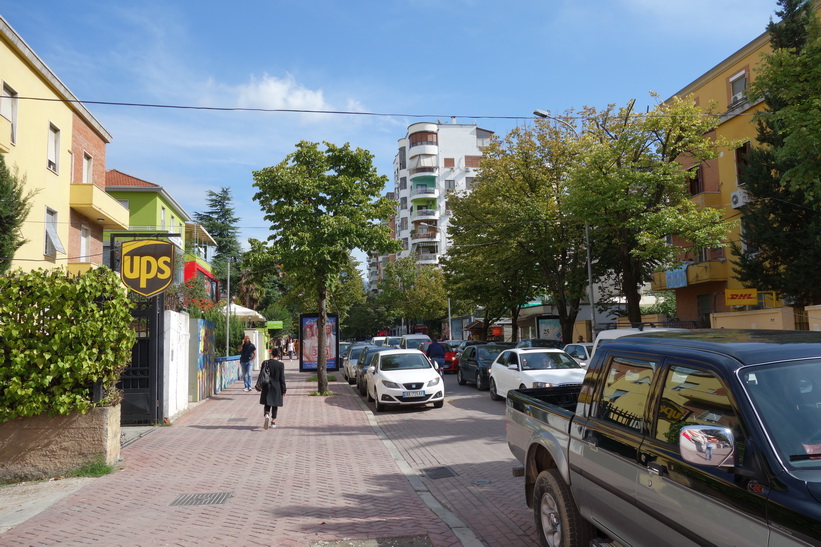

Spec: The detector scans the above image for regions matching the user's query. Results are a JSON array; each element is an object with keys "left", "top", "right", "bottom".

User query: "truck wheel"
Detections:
[
  {"left": 457, "top": 369, "right": 467, "bottom": 385},
  {"left": 533, "top": 469, "right": 593, "bottom": 547},
  {"left": 489, "top": 379, "right": 503, "bottom": 401}
]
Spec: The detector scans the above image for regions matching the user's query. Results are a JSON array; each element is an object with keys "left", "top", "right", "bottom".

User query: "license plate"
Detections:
[{"left": 403, "top": 391, "right": 425, "bottom": 398}]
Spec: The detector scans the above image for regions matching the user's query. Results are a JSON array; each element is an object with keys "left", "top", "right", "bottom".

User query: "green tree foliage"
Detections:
[
  {"left": 733, "top": 0, "right": 821, "bottom": 307},
  {"left": 193, "top": 187, "right": 242, "bottom": 293},
  {"left": 342, "top": 292, "right": 392, "bottom": 340},
  {"left": 252, "top": 141, "right": 398, "bottom": 392},
  {"left": 378, "top": 257, "right": 447, "bottom": 334},
  {"left": 569, "top": 95, "right": 735, "bottom": 324},
  {"left": 444, "top": 118, "right": 587, "bottom": 342},
  {"left": 0, "top": 268, "right": 136, "bottom": 422},
  {"left": 0, "top": 155, "right": 35, "bottom": 274}
]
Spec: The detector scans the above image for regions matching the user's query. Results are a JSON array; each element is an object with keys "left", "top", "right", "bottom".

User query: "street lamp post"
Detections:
[{"left": 533, "top": 109, "right": 597, "bottom": 339}]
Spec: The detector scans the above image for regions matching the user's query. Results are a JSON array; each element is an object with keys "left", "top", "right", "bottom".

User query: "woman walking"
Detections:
[{"left": 258, "top": 348, "right": 287, "bottom": 429}]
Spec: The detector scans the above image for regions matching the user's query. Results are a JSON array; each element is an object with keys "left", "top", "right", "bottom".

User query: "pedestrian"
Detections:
[
  {"left": 287, "top": 338, "right": 295, "bottom": 360},
  {"left": 425, "top": 336, "right": 446, "bottom": 375},
  {"left": 259, "top": 348, "right": 287, "bottom": 429},
  {"left": 238, "top": 335, "right": 256, "bottom": 392},
  {"left": 577, "top": 335, "right": 584, "bottom": 343},
  {"left": 705, "top": 439, "right": 714, "bottom": 461}
]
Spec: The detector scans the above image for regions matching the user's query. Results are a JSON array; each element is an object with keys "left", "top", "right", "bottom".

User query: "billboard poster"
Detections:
[
  {"left": 537, "top": 317, "right": 563, "bottom": 343},
  {"left": 299, "top": 313, "right": 339, "bottom": 372}
]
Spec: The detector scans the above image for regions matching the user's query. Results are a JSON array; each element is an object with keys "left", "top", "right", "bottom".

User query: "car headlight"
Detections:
[
  {"left": 532, "top": 382, "right": 554, "bottom": 388},
  {"left": 427, "top": 376, "right": 441, "bottom": 387},
  {"left": 381, "top": 380, "right": 402, "bottom": 389}
]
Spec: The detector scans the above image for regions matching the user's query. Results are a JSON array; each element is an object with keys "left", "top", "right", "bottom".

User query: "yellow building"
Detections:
[
  {"left": 651, "top": 6, "right": 817, "bottom": 328},
  {"left": 0, "top": 16, "right": 128, "bottom": 274}
]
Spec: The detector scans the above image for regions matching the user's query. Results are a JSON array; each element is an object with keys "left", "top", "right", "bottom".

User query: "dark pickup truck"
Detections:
[{"left": 505, "top": 329, "right": 821, "bottom": 546}]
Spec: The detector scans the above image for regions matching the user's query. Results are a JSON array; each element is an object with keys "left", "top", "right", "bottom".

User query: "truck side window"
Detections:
[
  {"left": 655, "top": 364, "right": 738, "bottom": 445},
  {"left": 596, "top": 356, "right": 659, "bottom": 432}
]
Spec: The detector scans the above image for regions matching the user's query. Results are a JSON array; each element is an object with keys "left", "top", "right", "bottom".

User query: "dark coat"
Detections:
[{"left": 258, "top": 359, "right": 286, "bottom": 407}]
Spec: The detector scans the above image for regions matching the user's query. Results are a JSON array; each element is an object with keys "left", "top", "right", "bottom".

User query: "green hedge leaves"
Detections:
[{"left": 0, "top": 268, "right": 136, "bottom": 422}]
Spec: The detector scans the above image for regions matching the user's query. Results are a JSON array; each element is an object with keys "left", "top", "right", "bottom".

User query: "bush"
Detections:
[{"left": 0, "top": 268, "right": 136, "bottom": 422}]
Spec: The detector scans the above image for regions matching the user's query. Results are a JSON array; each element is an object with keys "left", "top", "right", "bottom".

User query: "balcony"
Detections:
[
  {"left": 409, "top": 166, "right": 438, "bottom": 179},
  {"left": 651, "top": 260, "right": 729, "bottom": 291},
  {"left": 416, "top": 252, "right": 439, "bottom": 265},
  {"left": 408, "top": 143, "right": 438, "bottom": 157},
  {"left": 411, "top": 208, "right": 439, "bottom": 222},
  {"left": 411, "top": 186, "right": 439, "bottom": 200},
  {"left": 70, "top": 183, "right": 130, "bottom": 230},
  {"left": 690, "top": 191, "right": 723, "bottom": 210},
  {"left": 411, "top": 230, "right": 439, "bottom": 244}
]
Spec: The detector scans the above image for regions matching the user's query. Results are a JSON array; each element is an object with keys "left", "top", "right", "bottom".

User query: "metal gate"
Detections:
[{"left": 120, "top": 292, "right": 165, "bottom": 424}]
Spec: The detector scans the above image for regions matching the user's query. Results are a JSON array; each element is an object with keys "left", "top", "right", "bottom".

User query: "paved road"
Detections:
[{"left": 358, "top": 372, "right": 538, "bottom": 546}]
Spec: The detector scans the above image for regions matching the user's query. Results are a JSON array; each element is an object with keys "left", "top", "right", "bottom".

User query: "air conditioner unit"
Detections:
[
  {"left": 731, "top": 189, "right": 749, "bottom": 209},
  {"left": 731, "top": 92, "right": 744, "bottom": 105}
]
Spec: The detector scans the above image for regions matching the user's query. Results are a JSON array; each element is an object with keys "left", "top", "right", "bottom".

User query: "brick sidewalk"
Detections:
[{"left": 0, "top": 360, "right": 461, "bottom": 546}]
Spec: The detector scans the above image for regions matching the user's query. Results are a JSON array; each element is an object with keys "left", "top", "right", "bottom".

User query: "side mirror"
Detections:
[
  {"left": 508, "top": 364, "right": 518, "bottom": 370},
  {"left": 367, "top": 366, "right": 376, "bottom": 374},
  {"left": 679, "top": 425, "right": 735, "bottom": 468}
]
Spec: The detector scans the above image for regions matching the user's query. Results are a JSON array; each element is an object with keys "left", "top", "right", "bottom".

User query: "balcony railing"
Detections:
[{"left": 411, "top": 209, "right": 439, "bottom": 220}]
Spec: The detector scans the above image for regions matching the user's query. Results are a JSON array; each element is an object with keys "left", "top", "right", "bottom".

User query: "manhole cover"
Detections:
[
  {"left": 422, "top": 466, "right": 456, "bottom": 479},
  {"left": 170, "top": 492, "right": 232, "bottom": 506}
]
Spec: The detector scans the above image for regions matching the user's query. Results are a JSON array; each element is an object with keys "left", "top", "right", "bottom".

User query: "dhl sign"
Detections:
[
  {"left": 120, "top": 240, "right": 175, "bottom": 297},
  {"left": 725, "top": 288, "right": 758, "bottom": 306}
]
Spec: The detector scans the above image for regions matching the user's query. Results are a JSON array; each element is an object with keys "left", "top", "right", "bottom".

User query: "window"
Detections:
[
  {"left": 729, "top": 70, "right": 747, "bottom": 105},
  {"left": 1, "top": 83, "right": 18, "bottom": 145},
  {"left": 476, "top": 129, "right": 492, "bottom": 148},
  {"left": 400, "top": 217, "right": 407, "bottom": 231},
  {"left": 170, "top": 214, "right": 176, "bottom": 231},
  {"left": 44, "top": 207, "right": 66, "bottom": 257},
  {"left": 400, "top": 176, "right": 407, "bottom": 190},
  {"left": 595, "top": 355, "right": 659, "bottom": 432},
  {"left": 409, "top": 131, "right": 437, "bottom": 147},
  {"left": 688, "top": 165, "right": 704, "bottom": 195},
  {"left": 445, "top": 179, "right": 455, "bottom": 192},
  {"left": 82, "top": 152, "right": 93, "bottom": 184},
  {"left": 161, "top": 206, "right": 166, "bottom": 229},
  {"left": 654, "top": 365, "right": 738, "bottom": 446},
  {"left": 465, "top": 177, "right": 475, "bottom": 190},
  {"left": 398, "top": 147, "right": 407, "bottom": 170},
  {"left": 465, "top": 155, "right": 481, "bottom": 168},
  {"left": 47, "top": 124, "right": 60, "bottom": 172},
  {"left": 117, "top": 199, "right": 130, "bottom": 210},
  {"left": 443, "top": 158, "right": 455, "bottom": 168},
  {"left": 80, "top": 225, "right": 90, "bottom": 260},
  {"left": 400, "top": 197, "right": 407, "bottom": 210},
  {"left": 735, "top": 142, "right": 751, "bottom": 185},
  {"left": 401, "top": 238, "right": 408, "bottom": 251}
]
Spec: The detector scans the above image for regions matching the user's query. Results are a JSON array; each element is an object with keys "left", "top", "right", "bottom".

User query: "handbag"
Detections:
[{"left": 255, "top": 362, "right": 271, "bottom": 391}]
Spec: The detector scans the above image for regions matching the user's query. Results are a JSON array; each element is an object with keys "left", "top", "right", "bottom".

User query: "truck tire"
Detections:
[{"left": 533, "top": 469, "right": 593, "bottom": 547}]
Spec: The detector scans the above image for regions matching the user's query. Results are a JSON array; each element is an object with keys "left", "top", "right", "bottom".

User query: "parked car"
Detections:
[
  {"left": 398, "top": 333, "right": 431, "bottom": 350},
  {"left": 342, "top": 343, "right": 373, "bottom": 384},
  {"left": 385, "top": 336, "right": 401, "bottom": 348},
  {"left": 562, "top": 342, "right": 594, "bottom": 367},
  {"left": 418, "top": 341, "right": 457, "bottom": 373},
  {"left": 514, "top": 338, "right": 564, "bottom": 349},
  {"left": 456, "top": 343, "right": 511, "bottom": 390},
  {"left": 356, "top": 346, "right": 394, "bottom": 397},
  {"left": 365, "top": 349, "right": 444, "bottom": 411},
  {"left": 488, "top": 348, "right": 584, "bottom": 401},
  {"left": 370, "top": 336, "right": 388, "bottom": 346},
  {"left": 505, "top": 329, "right": 821, "bottom": 546}
]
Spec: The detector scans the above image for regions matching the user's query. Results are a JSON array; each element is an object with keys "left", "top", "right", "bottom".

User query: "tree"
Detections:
[
  {"left": 444, "top": 118, "right": 589, "bottom": 342},
  {"left": 193, "top": 187, "right": 242, "bottom": 295},
  {"left": 252, "top": 141, "right": 398, "bottom": 393},
  {"left": 732, "top": 0, "right": 821, "bottom": 307},
  {"left": 0, "top": 155, "right": 35, "bottom": 274},
  {"left": 378, "top": 257, "right": 448, "bottom": 334},
  {"left": 569, "top": 95, "right": 735, "bottom": 324}
]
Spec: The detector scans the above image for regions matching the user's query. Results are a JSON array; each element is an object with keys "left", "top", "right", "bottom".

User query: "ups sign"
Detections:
[{"left": 121, "top": 240, "right": 175, "bottom": 297}]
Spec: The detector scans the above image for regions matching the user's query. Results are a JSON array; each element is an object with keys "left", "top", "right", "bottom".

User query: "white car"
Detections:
[
  {"left": 563, "top": 342, "right": 594, "bottom": 367},
  {"left": 365, "top": 349, "right": 444, "bottom": 411},
  {"left": 488, "top": 348, "right": 585, "bottom": 401}
]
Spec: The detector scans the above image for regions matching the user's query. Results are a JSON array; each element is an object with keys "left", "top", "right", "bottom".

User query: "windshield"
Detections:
[
  {"left": 405, "top": 338, "right": 428, "bottom": 349},
  {"left": 380, "top": 353, "right": 431, "bottom": 371},
  {"left": 520, "top": 352, "right": 581, "bottom": 370},
  {"left": 741, "top": 359, "right": 821, "bottom": 469},
  {"left": 478, "top": 347, "right": 505, "bottom": 361}
]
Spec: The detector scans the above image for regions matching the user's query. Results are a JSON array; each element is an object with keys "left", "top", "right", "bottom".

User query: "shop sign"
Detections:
[
  {"left": 120, "top": 239, "right": 174, "bottom": 297},
  {"left": 725, "top": 288, "right": 758, "bottom": 306}
]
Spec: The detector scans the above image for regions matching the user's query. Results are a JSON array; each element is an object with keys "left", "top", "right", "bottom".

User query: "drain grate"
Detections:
[
  {"left": 170, "top": 492, "right": 233, "bottom": 506},
  {"left": 422, "top": 466, "right": 456, "bottom": 479}
]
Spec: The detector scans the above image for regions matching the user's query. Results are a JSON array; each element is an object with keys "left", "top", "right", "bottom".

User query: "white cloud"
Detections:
[{"left": 234, "top": 73, "right": 330, "bottom": 112}]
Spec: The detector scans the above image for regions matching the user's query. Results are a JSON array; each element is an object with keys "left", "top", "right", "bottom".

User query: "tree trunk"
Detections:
[
  {"left": 510, "top": 306, "right": 521, "bottom": 343},
  {"left": 620, "top": 250, "right": 643, "bottom": 325},
  {"left": 316, "top": 279, "right": 328, "bottom": 394}
]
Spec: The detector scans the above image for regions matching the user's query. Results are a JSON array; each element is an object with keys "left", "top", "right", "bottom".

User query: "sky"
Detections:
[{"left": 2, "top": 0, "right": 781, "bottom": 275}]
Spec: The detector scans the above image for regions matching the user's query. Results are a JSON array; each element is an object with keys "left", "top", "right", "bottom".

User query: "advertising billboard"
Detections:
[{"left": 299, "top": 313, "right": 339, "bottom": 372}]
